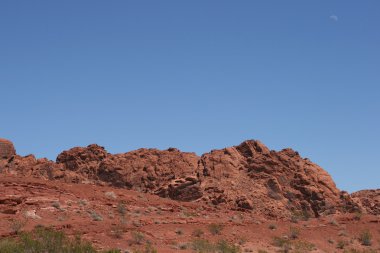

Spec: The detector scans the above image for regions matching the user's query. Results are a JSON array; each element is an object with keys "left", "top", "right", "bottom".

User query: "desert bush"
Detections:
[
  {"left": 353, "top": 211, "right": 362, "bottom": 221},
  {"left": 110, "top": 224, "right": 125, "bottom": 239},
  {"left": 133, "top": 242, "right": 158, "bottom": 253},
  {"left": 268, "top": 224, "right": 277, "bottom": 230},
  {"left": 337, "top": 240, "right": 348, "bottom": 249},
  {"left": 358, "top": 230, "right": 372, "bottom": 246},
  {"left": 192, "top": 239, "right": 215, "bottom": 252},
  {"left": 343, "top": 249, "right": 377, "bottom": 253},
  {"left": 293, "top": 240, "right": 315, "bottom": 252},
  {"left": 289, "top": 226, "right": 300, "bottom": 239},
  {"left": 177, "top": 243, "right": 187, "bottom": 250},
  {"left": 290, "top": 210, "right": 310, "bottom": 223},
  {"left": 52, "top": 201, "right": 61, "bottom": 210},
  {"left": 208, "top": 223, "right": 224, "bottom": 235},
  {"left": 88, "top": 210, "right": 103, "bottom": 221},
  {"left": 0, "top": 239, "right": 20, "bottom": 253},
  {"left": 0, "top": 226, "right": 120, "bottom": 253},
  {"left": 191, "top": 239, "right": 241, "bottom": 253},
  {"left": 216, "top": 240, "right": 240, "bottom": 253},
  {"left": 131, "top": 231, "right": 145, "bottom": 245},
  {"left": 117, "top": 201, "right": 127, "bottom": 217},
  {"left": 78, "top": 199, "right": 88, "bottom": 206},
  {"left": 329, "top": 218, "right": 339, "bottom": 226},
  {"left": 105, "top": 191, "right": 117, "bottom": 199},
  {"left": 9, "top": 219, "right": 26, "bottom": 234},
  {"left": 192, "top": 228, "right": 204, "bottom": 238},
  {"left": 175, "top": 228, "right": 184, "bottom": 235},
  {"left": 272, "top": 237, "right": 291, "bottom": 248}
]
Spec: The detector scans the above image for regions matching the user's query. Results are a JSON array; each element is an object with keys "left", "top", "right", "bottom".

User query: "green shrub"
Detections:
[
  {"left": 9, "top": 219, "right": 26, "bottom": 234},
  {"left": 337, "top": 240, "right": 348, "bottom": 249},
  {"left": 272, "top": 237, "right": 291, "bottom": 248},
  {"left": 216, "top": 240, "right": 240, "bottom": 253},
  {"left": 191, "top": 239, "right": 241, "bottom": 253},
  {"left": 175, "top": 228, "right": 184, "bottom": 235},
  {"left": 192, "top": 228, "right": 204, "bottom": 238},
  {"left": 133, "top": 242, "right": 158, "bottom": 253},
  {"left": 353, "top": 211, "right": 362, "bottom": 221},
  {"left": 131, "top": 231, "right": 145, "bottom": 245},
  {"left": 0, "top": 226, "right": 120, "bottom": 253},
  {"left": 192, "top": 239, "right": 215, "bottom": 252},
  {"left": 289, "top": 226, "right": 300, "bottom": 239},
  {"left": 88, "top": 210, "right": 103, "bottom": 221},
  {"left": 293, "top": 240, "right": 315, "bottom": 252},
  {"left": 358, "top": 230, "right": 372, "bottom": 246},
  {"left": 117, "top": 201, "right": 127, "bottom": 217},
  {"left": 208, "top": 223, "right": 224, "bottom": 235}
]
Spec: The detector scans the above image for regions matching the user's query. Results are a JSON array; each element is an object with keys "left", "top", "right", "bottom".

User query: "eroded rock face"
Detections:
[
  {"left": 351, "top": 190, "right": 380, "bottom": 215},
  {"left": 0, "top": 138, "right": 366, "bottom": 219},
  {"left": 56, "top": 144, "right": 108, "bottom": 178},
  {"left": 97, "top": 148, "right": 199, "bottom": 193},
  {"left": 197, "top": 140, "right": 357, "bottom": 217},
  {"left": 0, "top": 139, "right": 16, "bottom": 160}
]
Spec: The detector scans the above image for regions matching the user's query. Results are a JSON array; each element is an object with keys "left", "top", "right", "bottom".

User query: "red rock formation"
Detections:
[
  {"left": 351, "top": 189, "right": 380, "bottom": 215},
  {"left": 198, "top": 140, "right": 358, "bottom": 218},
  {"left": 0, "top": 138, "right": 365, "bottom": 218},
  {"left": 0, "top": 138, "right": 16, "bottom": 160}
]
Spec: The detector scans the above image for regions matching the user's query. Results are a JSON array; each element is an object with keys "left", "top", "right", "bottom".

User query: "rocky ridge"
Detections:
[{"left": 0, "top": 138, "right": 376, "bottom": 219}]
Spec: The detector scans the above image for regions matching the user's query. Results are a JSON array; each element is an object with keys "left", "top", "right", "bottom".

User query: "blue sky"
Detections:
[{"left": 1, "top": 1, "right": 379, "bottom": 192}]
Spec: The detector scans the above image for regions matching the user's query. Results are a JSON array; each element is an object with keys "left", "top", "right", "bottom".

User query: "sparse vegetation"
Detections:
[
  {"left": 117, "top": 202, "right": 127, "bottom": 217},
  {"left": 191, "top": 239, "right": 241, "bottom": 253},
  {"left": 217, "top": 240, "right": 241, "bottom": 253},
  {"left": 353, "top": 211, "right": 363, "bottom": 221},
  {"left": 192, "top": 239, "right": 215, "bottom": 252},
  {"left": 105, "top": 191, "right": 117, "bottom": 199},
  {"left": 208, "top": 223, "right": 224, "bottom": 235},
  {"left": 192, "top": 228, "right": 204, "bottom": 238},
  {"left": 358, "top": 230, "right": 372, "bottom": 246},
  {"left": 175, "top": 228, "right": 184, "bottom": 235},
  {"left": 268, "top": 224, "right": 277, "bottom": 230},
  {"left": 131, "top": 231, "right": 145, "bottom": 245},
  {"left": 272, "top": 236, "right": 315, "bottom": 253},
  {"left": 290, "top": 210, "right": 311, "bottom": 223},
  {"left": 52, "top": 201, "right": 61, "bottom": 210},
  {"left": 289, "top": 226, "right": 300, "bottom": 239},
  {"left": 88, "top": 210, "right": 103, "bottom": 221},
  {"left": 178, "top": 243, "right": 188, "bottom": 250},
  {"left": 343, "top": 249, "right": 377, "bottom": 253},
  {"left": 329, "top": 218, "right": 339, "bottom": 226},
  {"left": 272, "top": 236, "right": 291, "bottom": 248},
  {"left": 9, "top": 219, "right": 26, "bottom": 234},
  {"left": 78, "top": 199, "right": 88, "bottom": 206},
  {"left": 133, "top": 242, "right": 158, "bottom": 253},
  {"left": 0, "top": 226, "right": 119, "bottom": 253},
  {"left": 337, "top": 240, "right": 348, "bottom": 249},
  {"left": 293, "top": 240, "right": 315, "bottom": 252},
  {"left": 110, "top": 224, "right": 125, "bottom": 239}
]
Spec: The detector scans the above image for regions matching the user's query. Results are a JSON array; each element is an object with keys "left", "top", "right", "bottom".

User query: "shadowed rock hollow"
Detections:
[{"left": 0, "top": 138, "right": 372, "bottom": 219}]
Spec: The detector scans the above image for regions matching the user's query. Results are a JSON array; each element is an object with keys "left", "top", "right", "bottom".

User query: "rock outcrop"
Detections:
[
  {"left": 351, "top": 189, "right": 380, "bottom": 215},
  {"left": 0, "top": 138, "right": 366, "bottom": 218},
  {"left": 0, "top": 138, "right": 16, "bottom": 160},
  {"left": 197, "top": 140, "right": 359, "bottom": 217}
]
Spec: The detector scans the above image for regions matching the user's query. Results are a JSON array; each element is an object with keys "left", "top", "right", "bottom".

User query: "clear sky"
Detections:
[{"left": 1, "top": 1, "right": 379, "bottom": 192}]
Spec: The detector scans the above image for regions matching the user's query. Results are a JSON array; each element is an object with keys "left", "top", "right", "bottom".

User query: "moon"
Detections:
[{"left": 330, "top": 15, "right": 338, "bottom": 21}]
